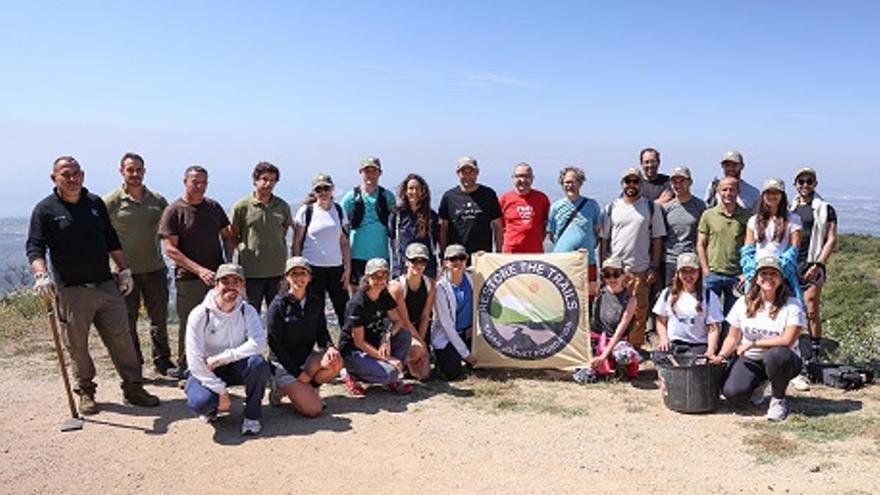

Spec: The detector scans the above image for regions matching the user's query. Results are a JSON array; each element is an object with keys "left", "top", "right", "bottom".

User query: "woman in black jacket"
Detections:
[{"left": 267, "top": 256, "right": 342, "bottom": 417}]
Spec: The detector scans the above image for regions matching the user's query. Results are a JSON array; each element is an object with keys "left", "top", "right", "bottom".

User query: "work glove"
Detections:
[
  {"left": 34, "top": 272, "right": 57, "bottom": 300},
  {"left": 116, "top": 268, "right": 134, "bottom": 296}
]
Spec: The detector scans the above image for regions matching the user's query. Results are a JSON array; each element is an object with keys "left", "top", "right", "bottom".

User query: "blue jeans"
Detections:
[
  {"left": 704, "top": 272, "right": 739, "bottom": 339},
  {"left": 185, "top": 355, "right": 269, "bottom": 420},
  {"left": 343, "top": 331, "right": 412, "bottom": 384}
]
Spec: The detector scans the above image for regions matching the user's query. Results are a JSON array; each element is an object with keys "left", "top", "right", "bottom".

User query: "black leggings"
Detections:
[
  {"left": 434, "top": 337, "right": 472, "bottom": 381},
  {"left": 308, "top": 265, "right": 349, "bottom": 323},
  {"left": 723, "top": 347, "right": 802, "bottom": 402}
]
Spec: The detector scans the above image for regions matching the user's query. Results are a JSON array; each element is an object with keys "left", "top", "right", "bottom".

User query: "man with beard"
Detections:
[
  {"left": 438, "top": 156, "right": 503, "bottom": 256},
  {"left": 184, "top": 263, "right": 269, "bottom": 435},
  {"left": 499, "top": 162, "right": 550, "bottom": 253},
  {"left": 704, "top": 150, "right": 761, "bottom": 214},
  {"left": 660, "top": 166, "right": 706, "bottom": 285},
  {"left": 638, "top": 148, "right": 673, "bottom": 204},
  {"left": 599, "top": 168, "right": 666, "bottom": 350}
]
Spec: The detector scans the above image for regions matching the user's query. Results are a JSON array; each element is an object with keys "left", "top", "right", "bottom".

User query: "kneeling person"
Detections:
[{"left": 184, "top": 264, "right": 269, "bottom": 435}]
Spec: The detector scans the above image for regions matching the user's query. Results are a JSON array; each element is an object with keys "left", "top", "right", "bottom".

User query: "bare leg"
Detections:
[
  {"left": 304, "top": 350, "right": 343, "bottom": 384},
  {"left": 280, "top": 381, "right": 323, "bottom": 417},
  {"left": 408, "top": 341, "right": 431, "bottom": 381}
]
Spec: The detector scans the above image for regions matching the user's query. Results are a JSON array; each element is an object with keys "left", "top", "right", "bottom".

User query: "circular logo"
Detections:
[{"left": 477, "top": 260, "right": 580, "bottom": 360}]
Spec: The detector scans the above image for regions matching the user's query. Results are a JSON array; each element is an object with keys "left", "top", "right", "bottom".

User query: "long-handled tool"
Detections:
[{"left": 44, "top": 298, "right": 84, "bottom": 432}]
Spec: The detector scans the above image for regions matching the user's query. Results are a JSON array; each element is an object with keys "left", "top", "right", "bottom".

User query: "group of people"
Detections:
[{"left": 25, "top": 148, "right": 837, "bottom": 434}]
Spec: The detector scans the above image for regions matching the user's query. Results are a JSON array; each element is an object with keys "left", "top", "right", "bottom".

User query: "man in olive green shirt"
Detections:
[
  {"left": 103, "top": 152, "right": 176, "bottom": 376},
  {"left": 229, "top": 161, "right": 292, "bottom": 312}
]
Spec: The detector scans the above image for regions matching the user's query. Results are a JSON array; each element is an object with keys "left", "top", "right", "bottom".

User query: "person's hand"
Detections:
[
  {"left": 217, "top": 392, "right": 232, "bottom": 412},
  {"left": 657, "top": 338, "right": 671, "bottom": 352},
  {"left": 205, "top": 355, "right": 223, "bottom": 371},
  {"left": 378, "top": 342, "right": 390, "bottom": 360},
  {"left": 116, "top": 268, "right": 134, "bottom": 296},
  {"left": 590, "top": 353, "right": 609, "bottom": 369},
  {"left": 736, "top": 340, "right": 754, "bottom": 356},
  {"left": 324, "top": 347, "right": 341, "bottom": 365},
  {"left": 341, "top": 269, "right": 351, "bottom": 290},
  {"left": 465, "top": 354, "right": 478, "bottom": 366},
  {"left": 198, "top": 268, "right": 215, "bottom": 287},
  {"left": 386, "top": 357, "right": 404, "bottom": 373},
  {"left": 33, "top": 272, "right": 56, "bottom": 301},
  {"left": 646, "top": 268, "right": 656, "bottom": 285},
  {"left": 657, "top": 189, "right": 675, "bottom": 205},
  {"left": 805, "top": 265, "right": 819, "bottom": 282},
  {"left": 297, "top": 372, "right": 312, "bottom": 384},
  {"left": 707, "top": 354, "right": 725, "bottom": 365}
]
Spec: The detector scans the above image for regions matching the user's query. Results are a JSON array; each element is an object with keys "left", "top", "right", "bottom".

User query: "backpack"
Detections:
[
  {"left": 350, "top": 186, "right": 390, "bottom": 229},
  {"left": 301, "top": 202, "right": 346, "bottom": 250},
  {"left": 604, "top": 198, "right": 654, "bottom": 255}
]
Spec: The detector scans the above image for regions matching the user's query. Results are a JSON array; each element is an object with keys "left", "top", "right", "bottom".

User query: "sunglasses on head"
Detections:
[
  {"left": 797, "top": 178, "right": 815, "bottom": 186},
  {"left": 602, "top": 270, "right": 623, "bottom": 279},
  {"left": 447, "top": 255, "right": 467, "bottom": 262},
  {"left": 313, "top": 185, "right": 331, "bottom": 193}
]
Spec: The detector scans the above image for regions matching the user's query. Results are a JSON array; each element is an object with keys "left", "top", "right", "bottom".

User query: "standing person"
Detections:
[
  {"left": 499, "top": 162, "right": 551, "bottom": 253},
  {"left": 599, "top": 168, "right": 666, "bottom": 350},
  {"left": 292, "top": 173, "right": 351, "bottom": 324},
  {"left": 387, "top": 243, "right": 434, "bottom": 381},
  {"left": 183, "top": 264, "right": 269, "bottom": 435},
  {"left": 745, "top": 179, "right": 802, "bottom": 260},
  {"left": 638, "top": 147, "right": 673, "bottom": 204},
  {"left": 389, "top": 174, "right": 440, "bottom": 278},
  {"left": 229, "top": 161, "right": 293, "bottom": 312},
  {"left": 337, "top": 258, "right": 413, "bottom": 395},
  {"left": 696, "top": 177, "right": 751, "bottom": 334},
  {"left": 710, "top": 256, "right": 805, "bottom": 422},
  {"left": 660, "top": 166, "right": 706, "bottom": 286},
  {"left": 438, "top": 156, "right": 503, "bottom": 256},
  {"left": 589, "top": 257, "right": 639, "bottom": 379},
  {"left": 432, "top": 244, "right": 478, "bottom": 380},
  {"left": 159, "top": 165, "right": 235, "bottom": 380},
  {"left": 266, "top": 257, "right": 343, "bottom": 417},
  {"left": 27, "top": 156, "right": 159, "bottom": 414},
  {"left": 547, "top": 166, "right": 602, "bottom": 291},
  {"left": 790, "top": 167, "right": 837, "bottom": 362},
  {"left": 103, "top": 152, "right": 176, "bottom": 376},
  {"left": 704, "top": 150, "right": 761, "bottom": 213}
]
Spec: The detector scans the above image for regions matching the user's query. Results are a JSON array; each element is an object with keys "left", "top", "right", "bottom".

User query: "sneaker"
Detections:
[
  {"left": 385, "top": 381, "right": 414, "bottom": 395},
  {"left": 199, "top": 410, "right": 218, "bottom": 423},
  {"left": 177, "top": 379, "right": 187, "bottom": 390},
  {"left": 750, "top": 381, "right": 768, "bottom": 407},
  {"left": 122, "top": 384, "right": 160, "bottom": 408},
  {"left": 268, "top": 379, "right": 283, "bottom": 407},
  {"left": 241, "top": 418, "right": 262, "bottom": 436},
  {"left": 153, "top": 359, "right": 178, "bottom": 377},
  {"left": 79, "top": 392, "right": 98, "bottom": 416},
  {"left": 343, "top": 375, "right": 366, "bottom": 397},
  {"left": 791, "top": 374, "right": 811, "bottom": 392},
  {"left": 766, "top": 397, "right": 790, "bottom": 422}
]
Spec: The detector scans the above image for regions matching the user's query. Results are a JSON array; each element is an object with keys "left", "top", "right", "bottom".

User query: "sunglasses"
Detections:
[
  {"left": 623, "top": 178, "right": 641, "bottom": 185},
  {"left": 407, "top": 258, "right": 427, "bottom": 265},
  {"left": 797, "top": 178, "right": 815, "bottom": 186},
  {"left": 446, "top": 255, "right": 467, "bottom": 263},
  {"left": 757, "top": 270, "right": 780, "bottom": 279},
  {"left": 602, "top": 270, "right": 623, "bottom": 279},
  {"left": 313, "top": 185, "right": 332, "bottom": 193},
  {"left": 369, "top": 271, "right": 388, "bottom": 280}
]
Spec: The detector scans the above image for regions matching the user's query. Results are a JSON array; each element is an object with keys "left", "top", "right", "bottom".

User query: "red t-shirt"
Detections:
[{"left": 499, "top": 189, "right": 550, "bottom": 253}]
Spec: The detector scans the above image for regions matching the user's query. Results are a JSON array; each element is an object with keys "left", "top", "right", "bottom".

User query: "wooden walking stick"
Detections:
[{"left": 44, "top": 297, "right": 84, "bottom": 432}]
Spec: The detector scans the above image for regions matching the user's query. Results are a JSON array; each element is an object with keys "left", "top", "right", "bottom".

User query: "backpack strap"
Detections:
[
  {"left": 350, "top": 186, "right": 365, "bottom": 228},
  {"left": 558, "top": 197, "right": 588, "bottom": 239},
  {"left": 376, "top": 186, "right": 390, "bottom": 227}
]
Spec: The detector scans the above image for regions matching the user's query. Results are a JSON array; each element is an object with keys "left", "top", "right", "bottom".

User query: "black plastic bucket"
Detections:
[{"left": 656, "top": 355, "right": 725, "bottom": 414}]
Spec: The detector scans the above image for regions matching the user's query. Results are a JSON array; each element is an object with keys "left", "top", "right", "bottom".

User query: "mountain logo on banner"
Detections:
[{"left": 477, "top": 259, "right": 580, "bottom": 360}]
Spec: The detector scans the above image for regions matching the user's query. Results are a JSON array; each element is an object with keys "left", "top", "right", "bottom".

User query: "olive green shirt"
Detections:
[
  {"left": 230, "top": 193, "right": 293, "bottom": 278},
  {"left": 103, "top": 185, "right": 169, "bottom": 274},
  {"left": 697, "top": 203, "right": 751, "bottom": 275}
]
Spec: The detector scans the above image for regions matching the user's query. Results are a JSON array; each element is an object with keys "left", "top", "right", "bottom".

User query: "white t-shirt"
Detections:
[
  {"left": 652, "top": 288, "right": 724, "bottom": 344},
  {"left": 747, "top": 212, "right": 802, "bottom": 258},
  {"left": 294, "top": 203, "right": 348, "bottom": 267},
  {"left": 726, "top": 296, "right": 805, "bottom": 360}
]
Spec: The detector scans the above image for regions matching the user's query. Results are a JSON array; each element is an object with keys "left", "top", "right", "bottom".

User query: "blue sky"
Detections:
[{"left": 1, "top": 1, "right": 878, "bottom": 216}]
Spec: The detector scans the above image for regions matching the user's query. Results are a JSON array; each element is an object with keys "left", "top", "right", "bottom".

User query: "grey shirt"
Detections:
[
  {"left": 600, "top": 197, "right": 667, "bottom": 272},
  {"left": 661, "top": 196, "right": 706, "bottom": 263}
]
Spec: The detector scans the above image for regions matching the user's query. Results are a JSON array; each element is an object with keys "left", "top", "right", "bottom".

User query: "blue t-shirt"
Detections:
[
  {"left": 548, "top": 195, "right": 601, "bottom": 262},
  {"left": 341, "top": 187, "right": 396, "bottom": 261},
  {"left": 452, "top": 275, "right": 473, "bottom": 334}
]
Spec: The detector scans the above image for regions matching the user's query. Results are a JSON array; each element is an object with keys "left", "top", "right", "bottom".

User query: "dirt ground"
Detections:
[{"left": 1, "top": 332, "right": 878, "bottom": 495}]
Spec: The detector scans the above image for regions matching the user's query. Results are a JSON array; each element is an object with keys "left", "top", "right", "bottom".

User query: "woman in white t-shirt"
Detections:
[
  {"left": 652, "top": 253, "right": 723, "bottom": 362},
  {"left": 745, "top": 178, "right": 802, "bottom": 259},
  {"left": 711, "top": 256, "right": 805, "bottom": 422},
  {"left": 292, "top": 173, "right": 351, "bottom": 324}
]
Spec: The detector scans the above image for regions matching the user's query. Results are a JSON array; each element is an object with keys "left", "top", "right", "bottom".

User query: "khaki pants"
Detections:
[
  {"left": 56, "top": 280, "right": 144, "bottom": 394},
  {"left": 175, "top": 278, "right": 210, "bottom": 370},
  {"left": 627, "top": 270, "right": 651, "bottom": 348}
]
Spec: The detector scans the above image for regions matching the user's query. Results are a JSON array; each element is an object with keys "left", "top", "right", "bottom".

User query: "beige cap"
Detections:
[
  {"left": 762, "top": 178, "right": 785, "bottom": 193},
  {"left": 669, "top": 166, "right": 692, "bottom": 179},
  {"left": 794, "top": 167, "right": 817, "bottom": 180},
  {"left": 216, "top": 263, "right": 245, "bottom": 281},
  {"left": 621, "top": 167, "right": 641, "bottom": 180},
  {"left": 675, "top": 253, "right": 700, "bottom": 271},
  {"left": 444, "top": 244, "right": 467, "bottom": 259},
  {"left": 721, "top": 150, "right": 744, "bottom": 165},
  {"left": 601, "top": 257, "right": 624, "bottom": 270},
  {"left": 285, "top": 256, "right": 311, "bottom": 274},
  {"left": 311, "top": 173, "right": 334, "bottom": 189},
  {"left": 456, "top": 156, "right": 479, "bottom": 171},
  {"left": 365, "top": 258, "right": 389, "bottom": 276},
  {"left": 756, "top": 256, "right": 782, "bottom": 274},
  {"left": 405, "top": 243, "right": 430, "bottom": 260},
  {"left": 360, "top": 156, "right": 382, "bottom": 171}
]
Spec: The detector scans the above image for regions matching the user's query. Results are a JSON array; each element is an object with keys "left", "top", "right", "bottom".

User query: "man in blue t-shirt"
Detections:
[
  {"left": 341, "top": 156, "right": 397, "bottom": 290},
  {"left": 547, "top": 166, "right": 602, "bottom": 288}
]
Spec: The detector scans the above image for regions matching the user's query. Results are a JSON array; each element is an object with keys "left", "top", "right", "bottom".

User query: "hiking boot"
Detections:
[
  {"left": 385, "top": 381, "right": 414, "bottom": 395},
  {"left": 122, "top": 384, "right": 160, "bottom": 407},
  {"left": 153, "top": 359, "right": 178, "bottom": 378},
  {"left": 750, "top": 381, "right": 768, "bottom": 407},
  {"left": 766, "top": 397, "right": 790, "bottom": 422},
  {"left": 79, "top": 391, "right": 98, "bottom": 416},
  {"left": 241, "top": 418, "right": 262, "bottom": 436},
  {"left": 343, "top": 374, "right": 366, "bottom": 397},
  {"left": 790, "top": 374, "right": 811, "bottom": 392}
]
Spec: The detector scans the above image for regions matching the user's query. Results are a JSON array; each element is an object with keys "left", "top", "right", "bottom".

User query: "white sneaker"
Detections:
[
  {"left": 791, "top": 374, "right": 811, "bottom": 391},
  {"left": 242, "top": 418, "right": 262, "bottom": 435},
  {"left": 766, "top": 397, "right": 789, "bottom": 422},
  {"left": 750, "top": 381, "right": 768, "bottom": 406},
  {"left": 199, "top": 411, "right": 217, "bottom": 423}
]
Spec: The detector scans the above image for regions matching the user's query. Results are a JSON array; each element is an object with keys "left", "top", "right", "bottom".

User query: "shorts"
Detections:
[{"left": 270, "top": 350, "right": 322, "bottom": 388}]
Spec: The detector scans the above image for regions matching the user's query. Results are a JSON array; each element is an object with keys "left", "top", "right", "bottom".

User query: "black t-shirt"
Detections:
[
  {"left": 267, "top": 292, "right": 331, "bottom": 374},
  {"left": 640, "top": 173, "right": 671, "bottom": 202},
  {"left": 338, "top": 288, "right": 397, "bottom": 355},
  {"left": 26, "top": 188, "right": 121, "bottom": 286},
  {"left": 794, "top": 201, "right": 837, "bottom": 263},
  {"left": 438, "top": 184, "right": 502, "bottom": 253}
]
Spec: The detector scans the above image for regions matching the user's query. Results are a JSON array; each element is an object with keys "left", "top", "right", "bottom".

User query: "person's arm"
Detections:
[
  {"left": 220, "top": 225, "right": 235, "bottom": 263},
  {"left": 352, "top": 326, "right": 384, "bottom": 359},
  {"left": 292, "top": 224, "right": 305, "bottom": 256},
  {"left": 696, "top": 232, "right": 710, "bottom": 275},
  {"left": 655, "top": 315, "right": 670, "bottom": 350},
  {"left": 433, "top": 282, "right": 471, "bottom": 359},
  {"left": 598, "top": 205, "right": 610, "bottom": 264},
  {"left": 744, "top": 223, "right": 755, "bottom": 246},
  {"left": 186, "top": 308, "right": 227, "bottom": 394},
  {"left": 649, "top": 236, "right": 663, "bottom": 282},
  {"left": 210, "top": 305, "right": 266, "bottom": 367},
  {"left": 704, "top": 291, "right": 724, "bottom": 357},
  {"left": 418, "top": 280, "right": 436, "bottom": 342},
  {"left": 340, "top": 231, "right": 351, "bottom": 290},
  {"left": 712, "top": 325, "right": 742, "bottom": 363},
  {"left": 163, "top": 236, "right": 214, "bottom": 286},
  {"left": 492, "top": 218, "right": 504, "bottom": 252},
  {"left": 108, "top": 249, "right": 129, "bottom": 271},
  {"left": 438, "top": 218, "right": 449, "bottom": 254},
  {"left": 592, "top": 296, "right": 637, "bottom": 366},
  {"left": 388, "top": 281, "right": 421, "bottom": 342},
  {"left": 266, "top": 301, "right": 302, "bottom": 374},
  {"left": 817, "top": 221, "right": 838, "bottom": 264},
  {"left": 705, "top": 323, "right": 721, "bottom": 357}
]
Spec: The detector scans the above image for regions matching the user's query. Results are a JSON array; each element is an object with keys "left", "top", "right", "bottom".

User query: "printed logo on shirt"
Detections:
[
  {"left": 91, "top": 208, "right": 99, "bottom": 217},
  {"left": 454, "top": 201, "right": 482, "bottom": 221},
  {"left": 148, "top": 205, "right": 163, "bottom": 211},
  {"left": 515, "top": 205, "right": 534, "bottom": 222},
  {"left": 272, "top": 212, "right": 284, "bottom": 220}
]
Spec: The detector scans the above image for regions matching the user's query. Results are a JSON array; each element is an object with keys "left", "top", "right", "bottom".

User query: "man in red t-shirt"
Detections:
[{"left": 499, "top": 162, "right": 550, "bottom": 253}]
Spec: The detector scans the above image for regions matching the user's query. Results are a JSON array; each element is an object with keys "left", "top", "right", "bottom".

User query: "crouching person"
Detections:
[
  {"left": 267, "top": 257, "right": 343, "bottom": 416},
  {"left": 184, "top": 263, "right": 269, "bottom": 435},
  {"left": 590, "top": 257, "right": 639, "bottom": 379},
  {"left": 710, "top": 256, "right": 804, "bottom": 422},
  {"left": 432, "top": 244, "right": 477, "bottom": 381}
]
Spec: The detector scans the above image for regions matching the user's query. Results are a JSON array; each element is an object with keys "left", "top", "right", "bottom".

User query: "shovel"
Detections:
[{"left": 44, "top": 297, "right": 84, "bottom": 432}]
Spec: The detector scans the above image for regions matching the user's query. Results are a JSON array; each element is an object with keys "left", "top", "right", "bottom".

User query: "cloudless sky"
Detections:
[{"left": 1, "top": 0, "right": 878, "bottom": 217}]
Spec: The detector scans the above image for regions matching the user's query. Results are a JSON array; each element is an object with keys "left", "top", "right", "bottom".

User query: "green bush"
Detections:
[{"left": 0, "top": 288, "right": 44, "bottom": 320}]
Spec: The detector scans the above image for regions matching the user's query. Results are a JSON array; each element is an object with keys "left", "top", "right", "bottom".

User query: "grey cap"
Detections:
[
  {"left": 721, "top": 150, "right": 744, "bottom": 165},
  {"left": 669, "top": 166, "right": 692, "bottom": 179},
  {"left": 795, "top": 167, "right": 817, "bottom": 180},
  {"left": 621, "top": 167, "right": 641, "bottom": 180},
  {"left": 285, "top": 256, "right": 311, "bottom": 274},
  {"left": 762, "top": 178, "right": 785, "bottom": 193},
  {"left": 216, "top": 263, "right": 245, "bottom": 281},
  {"left": 360, "top": 156, "right": 382, "bottom": 171},
  {"left": 405, "top": 242, "right": 430, "bottom": 260},
  {"left": 365, "top": 258, "right": 389, "bottom": 276},
  {"left": 756, "top": 256, "right": 783, "bottom": 274},
  {"left": 601, "top": 257, "right": 624, "bottom": 270},
  {"left": 456, "top": 156, "right": 479, "bottom": 171},
  {"left": 443, "top": 244, "right": 467, "bottom": 259},
  {"left": 675, "top": 253, "right": 700, "bottom": 271},
  {"left": 311, "top": 173, "right": 334, "bottom": 189}
]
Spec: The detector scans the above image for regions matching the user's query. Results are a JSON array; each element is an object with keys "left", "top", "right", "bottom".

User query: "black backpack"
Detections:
[{"left": 350, "top": 185, "right": 390, "bottom": 229}]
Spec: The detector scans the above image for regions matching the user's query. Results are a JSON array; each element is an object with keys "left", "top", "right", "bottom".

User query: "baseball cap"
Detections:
[
  {"left": 794, "top": 167, "right": 817, "bottom": 180},
  {"left": 405, "top": 243, "right": 430, "bottom": 260},
  {"left": 216, "top": 263, "right": 245, "bottom": 281},
  {"left": 621, "top": 167, "right": 641, "bottom": 180},
  {"left": 756, "top": 256, "right": 783, "bottom": 274},
  {"left": 669, "top": 166, "right": 692, "bottom": 179},
  {"left": 456, "top": 156, "right": 479, "bottom": 171},
  {"left": 365, "top": 258, "right": 389, "bottom": 276},
  {"left": 721, "top": 150, "right": 744, "bottom": 165},
  {"left": 675, "top": 253, "right": 700, "bottom": 271},
  {"left": 444, "top": 244, "right": 467, "bottom": 259},
  {"left": 360, "top": 156, "right": 382, "bottom": 171},
  {"left": 311, "top": 173, "right": 334, "bottom": 189},
  {"left": 285, "top": 256, "right": 311, "bottom": 274},
  {"left": 601, "top": 257, "right": 624, "bottom": 270},
  {"left": 762, "top": 178, "right": 785, "bottom": 193}
]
